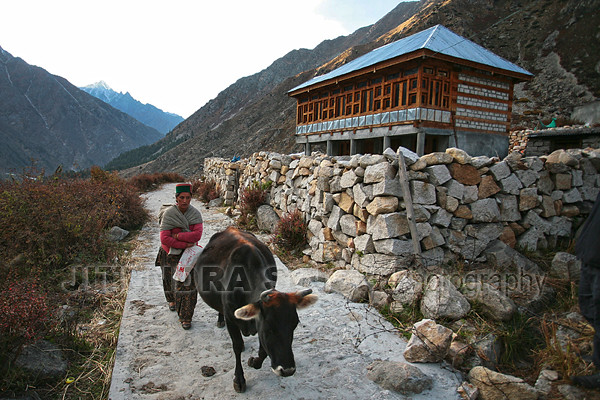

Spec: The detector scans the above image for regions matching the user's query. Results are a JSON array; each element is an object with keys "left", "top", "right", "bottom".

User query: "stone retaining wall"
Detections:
[
  {"left": 509, "top": 125, "right": 600, "bottom": 155},
  {"left": 204, "top": 147, "right": 600, "bottom": 276}
]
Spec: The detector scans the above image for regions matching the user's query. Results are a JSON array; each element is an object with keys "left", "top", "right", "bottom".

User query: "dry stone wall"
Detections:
[
  {"left": 509, "top": 125, "right": 600, "bottom": 155},
  {"left": 204, "top": 147, "right": 600, "bottom": 277}
]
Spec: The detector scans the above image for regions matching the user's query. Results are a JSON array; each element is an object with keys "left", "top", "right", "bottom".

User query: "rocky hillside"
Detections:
[
  {"left": 81, "top": 81, "right": 183, "bottom": 135},
  {"left": 121, "top": 0, "right": 599, "bottom": 177},
  {"left": 0, "top": 47, "right": 163, "bottom": 175}
]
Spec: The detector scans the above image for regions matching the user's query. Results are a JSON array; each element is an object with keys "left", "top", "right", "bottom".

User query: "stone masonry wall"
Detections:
[
  {"left": 204, "top": 147, "right": 600, "bottom": 277},
  {"left": 509, "top": 125, "right": 600, "bottom": 155}
]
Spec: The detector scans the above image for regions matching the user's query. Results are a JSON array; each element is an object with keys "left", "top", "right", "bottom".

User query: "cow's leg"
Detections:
[
  {"left": 217, "top": 312, "right": 225, "bottom": 328},
  {"left": 226, "top": 320, "right": 246, "bottom": 393},
  {"left": 248, "top": 342, "right": 267, "bottom": 369}
]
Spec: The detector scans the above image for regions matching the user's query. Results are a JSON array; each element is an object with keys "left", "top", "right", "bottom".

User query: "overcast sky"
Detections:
[{"left": 1, "top": 0, "right": 407, "bottom": 118}]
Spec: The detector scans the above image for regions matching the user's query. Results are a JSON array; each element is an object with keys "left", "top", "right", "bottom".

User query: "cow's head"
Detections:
[{"left": 234, "top": 288, "right": 317, "bottom": 377}]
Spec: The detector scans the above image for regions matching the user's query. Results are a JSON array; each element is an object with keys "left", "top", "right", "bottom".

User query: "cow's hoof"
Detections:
[
  {"left": 217, "top": 320, "right": 225, "bottom": 328},
  {"left": 233, "top": 379, "right": 246, "bottom": 393},
  {"left": 248, "top": 357, "right": 263, "bottom": 369}
]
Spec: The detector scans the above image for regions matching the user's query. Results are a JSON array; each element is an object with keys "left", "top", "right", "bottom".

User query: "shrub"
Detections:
[
  {"left": 193, "top": 178, "right": 220, "bottom": 203},
  {"left": 236, "top": 181, "right": 270, "bottom": 229},
  {"left": 272, "top": 209, "right": 307, "bottom": 255},
  {"left": 127, "top": 172, "right": 185, "bottom": 192},
  {"left": 0, "top": 276, "right": 50, "bottom": 369},
  {"left": 239, "top": 181, "right": 269, "bottom": 216},
  {"left": 0, "top": 167, "right": 148, "bottom": 271}
]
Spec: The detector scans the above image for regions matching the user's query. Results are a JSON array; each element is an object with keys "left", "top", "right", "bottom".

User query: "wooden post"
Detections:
[{"left": 397, "top": 152, "right": 421, "bottom": 256}]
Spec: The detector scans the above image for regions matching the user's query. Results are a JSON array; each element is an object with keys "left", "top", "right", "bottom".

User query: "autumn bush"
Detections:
[
  {"left": 127, "top": 172, "right": 185, "bottom": 192},
  {"left": 271, "top": 209, "right": 307, "bottom": 256},
  {"left": 0, "top": 166, "right": 148, "bottom": 272},
  {"left": 237, "top": 181, "right": 270, "bottom": 229},
  {"left": 193, "top": 178, "right": 221, "bottom": 203},
  {"left": 0, "top": 277, "right": 50, "bottom": 370}
]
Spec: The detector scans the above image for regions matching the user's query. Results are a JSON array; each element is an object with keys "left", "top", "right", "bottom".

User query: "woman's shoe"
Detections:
[
  {"left": 181, "top": 321, "right": 192, "bottom": 330},
  {"left": 168, "top": 302, "right": 176, "bottom": 311}
]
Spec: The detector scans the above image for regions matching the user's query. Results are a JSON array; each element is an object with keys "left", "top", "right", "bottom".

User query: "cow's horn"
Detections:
[
  {"left": 296, "top": 288, "right": 313, "bottom": 298},
  {"left": 260, "top": 289, "right": 275, "bottom": 301}
]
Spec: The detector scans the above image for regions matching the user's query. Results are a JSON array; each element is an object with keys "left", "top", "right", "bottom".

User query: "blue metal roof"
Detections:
[{"left": 289, "top": 25, "right": 533, "bottom": 93}]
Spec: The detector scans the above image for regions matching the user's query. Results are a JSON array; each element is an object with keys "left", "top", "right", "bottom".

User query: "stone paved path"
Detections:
[{"left": 108, "top": 183, "right": 462, "bottom": 399}]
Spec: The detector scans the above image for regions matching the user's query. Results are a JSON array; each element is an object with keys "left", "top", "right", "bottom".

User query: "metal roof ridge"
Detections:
[{"left": 421, "top": 24, "right": 441, "bottom": 49}]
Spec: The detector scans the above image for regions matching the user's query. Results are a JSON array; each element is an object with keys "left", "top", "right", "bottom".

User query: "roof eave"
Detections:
[
  {"left": 288, "top": 49, "right": 428, "bottom": 97},
  {"left": 288, "top": 50, "right": 533, "bottom": 98}
]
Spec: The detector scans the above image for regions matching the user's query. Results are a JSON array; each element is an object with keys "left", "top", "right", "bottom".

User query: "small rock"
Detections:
[
  {"left": 15, "top": 340, "right": 68, "bottom": 379},
  {"left": 420, "top": 274, "right": 471, "bottom": 320},
  {"left": 551, "top": 252, "right": 581, "bottom": 281},
  {"left": 557, "top": 383, "right": 586, "bottom": 400},
  {"left": 207, "top": 197, "right": 223, "bottom": 207},
  {"left": 534, "top": 368, "right": 558, "bottom": 396},
  {"left": 457, "top": 381, "right": 479, "bottom": 400},
  {"left": 290, "top": 268, "right": 328, "bottom": 286},
  {"left": 468, "top": 366, "right": 538, "bottom": 400},
  {"left": 369, "top": 290, "right": 390, "bottom": 308},
  {"left": 403, "top": 319, "right": 453, "bottom": 363},
  {"left": 366, "top": 360, "right": 433, "bottom": 395},
  {"left": 324, "top": 270, "right": 370, "bottom": 302},
  {"left": 256, "top": 205, "right": 280, "bottom": 233},
  {"left": 201, "top": 365, "right": 216, "bottom": 377},
  {"left": 108, "top": 226, "right": 129, "bottom": 242}
]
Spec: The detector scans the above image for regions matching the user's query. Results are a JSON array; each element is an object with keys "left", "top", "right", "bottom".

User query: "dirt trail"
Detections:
[{"left": 108, "top": 183, "right": 462, "bottom": 399}]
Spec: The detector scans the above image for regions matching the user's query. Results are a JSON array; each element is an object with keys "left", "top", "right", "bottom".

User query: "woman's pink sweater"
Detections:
[{"left": 160, "top": 223, "right": 203, "bottom": 252}]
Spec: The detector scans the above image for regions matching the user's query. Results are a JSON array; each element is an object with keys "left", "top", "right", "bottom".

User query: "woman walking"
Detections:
[{"left": 157, "top": 183, "right": 203, "bottom": 330}]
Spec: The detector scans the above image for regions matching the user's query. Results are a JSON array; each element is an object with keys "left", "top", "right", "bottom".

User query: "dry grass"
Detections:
[{"left": 49, "top": 256, "right": 133, "bottom": 399}]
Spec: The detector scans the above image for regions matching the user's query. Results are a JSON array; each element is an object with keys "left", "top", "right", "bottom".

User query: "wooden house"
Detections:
[{"left": 288, "top": 25, "right": 533, "bottom": 157}]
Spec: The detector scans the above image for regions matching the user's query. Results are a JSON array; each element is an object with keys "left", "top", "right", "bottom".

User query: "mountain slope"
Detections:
[
  {"left": 81, "top": 81, "right": 183, "bottom": 135},
  {"left": 117, "top": 1, "right": 420, "bottom": 175},
  {"left": 0, "top": 47, "right": 163, "bottom": 174},
  {"left": 122, "top": 0, "right": 599, "bottom": 177}
]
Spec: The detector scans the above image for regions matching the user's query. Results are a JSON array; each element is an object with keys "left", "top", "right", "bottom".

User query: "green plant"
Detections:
[
  {"left": 497, "top": 312, "right": 543, "bottom": 368},
  {"left": 271, "top": 209, "right": 307, "bottom": 256},
  {"left": 380, "top": 302, "right": 424, "bottom": 340}
]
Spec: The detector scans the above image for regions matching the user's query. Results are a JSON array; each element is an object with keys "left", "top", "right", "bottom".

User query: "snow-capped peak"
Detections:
[{"left": 84, "top": 80, "right": 113, "bottom": 91}]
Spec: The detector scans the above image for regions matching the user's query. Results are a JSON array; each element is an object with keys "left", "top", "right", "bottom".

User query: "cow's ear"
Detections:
[
  {"left": 234, "top": 303, "right": 260, "bottom": 320},
  {"left": 296, "top": 294, "right": 318, "bottom": 309}
]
